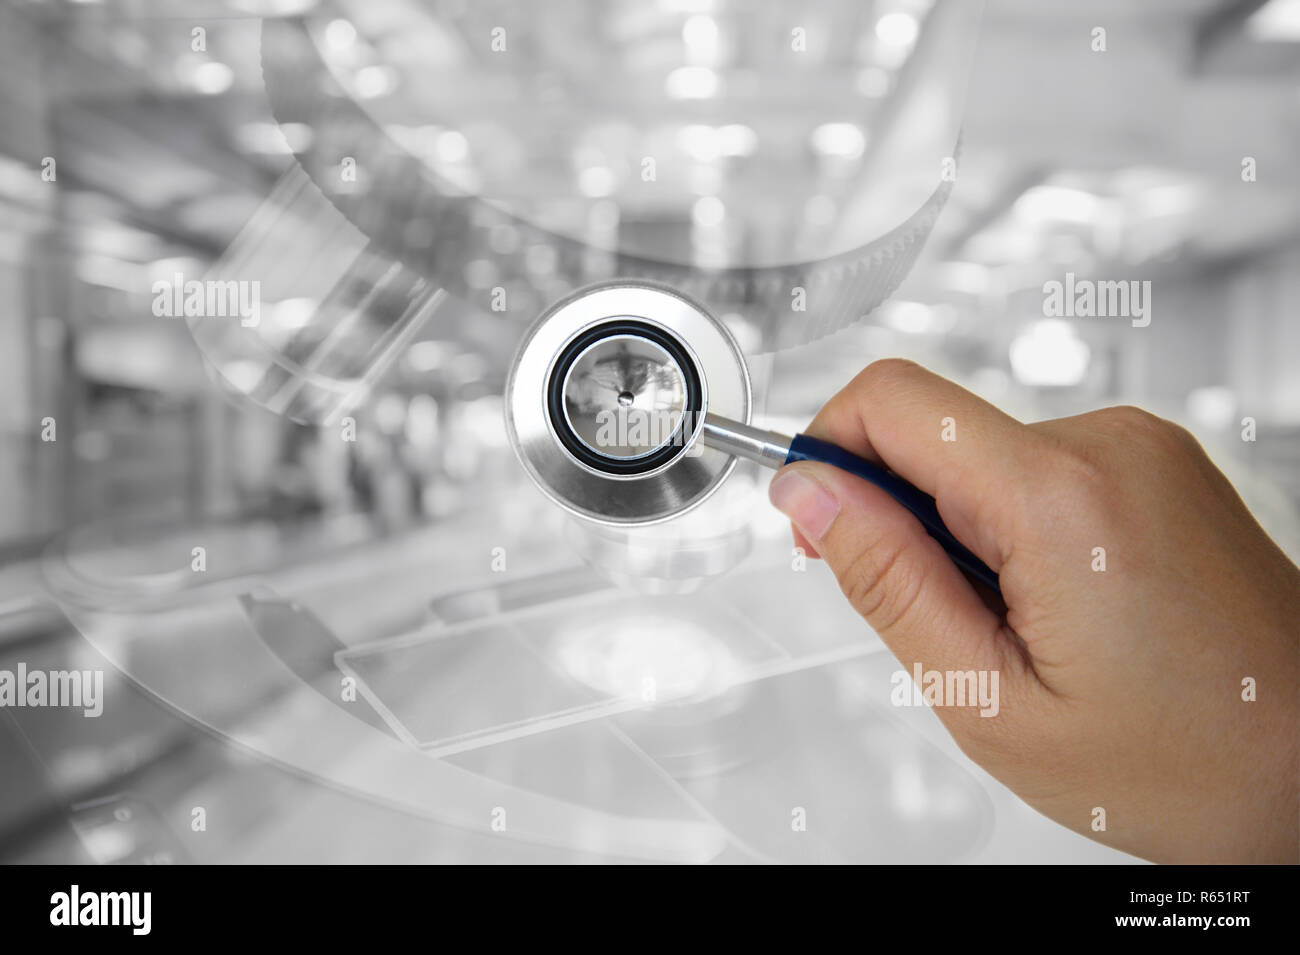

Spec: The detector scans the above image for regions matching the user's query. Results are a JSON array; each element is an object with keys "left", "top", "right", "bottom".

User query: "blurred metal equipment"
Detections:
[
  {"left": 256, "top": 0, "right": 983, "bottom": 350},
  {"left": 562, "top": 510, "right": 754, "bottom": 594},
  {"left": 186, "top": 167, "right": 447, "bottom": 425}
]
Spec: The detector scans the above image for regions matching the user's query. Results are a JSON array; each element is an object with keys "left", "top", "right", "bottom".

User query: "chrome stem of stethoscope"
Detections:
[{"left": 699, "top": 414, "right": 792, "bottom": 469}]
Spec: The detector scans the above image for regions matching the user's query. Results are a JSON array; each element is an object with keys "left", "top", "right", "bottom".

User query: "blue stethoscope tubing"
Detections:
[{"left": 784, "top": 433, "right": 1001, "bottom": 595}]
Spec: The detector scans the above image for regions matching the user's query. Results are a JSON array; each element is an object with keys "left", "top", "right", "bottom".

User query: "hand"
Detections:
[{"left": 768, "top": 359, "right": 1300, "bottom": 863}]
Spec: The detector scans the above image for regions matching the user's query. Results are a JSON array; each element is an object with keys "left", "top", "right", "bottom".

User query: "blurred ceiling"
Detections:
[
  {"left": 2, "top": 0, "right": 1299, "bottom": 359},
  {"left": 932, "top": 0, "right": 1300, "bottom": 284}
]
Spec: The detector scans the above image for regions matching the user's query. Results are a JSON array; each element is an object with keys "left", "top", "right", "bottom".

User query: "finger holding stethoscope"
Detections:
[
  {"left": 727, "top": 358, "right": 1031, "bottom": 597},
  {"left": 700, "top": 414, "right": 1001, "bottom": 594}
]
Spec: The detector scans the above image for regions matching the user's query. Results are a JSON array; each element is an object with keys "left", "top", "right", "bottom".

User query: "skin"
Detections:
[{"left": 767, "top": 358, "right": 1300, "bottom": 863}]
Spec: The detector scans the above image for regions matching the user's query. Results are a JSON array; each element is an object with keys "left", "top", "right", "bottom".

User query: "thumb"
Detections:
[{"left": 769, "top": 460, "right": 1005, "bottom": 677}]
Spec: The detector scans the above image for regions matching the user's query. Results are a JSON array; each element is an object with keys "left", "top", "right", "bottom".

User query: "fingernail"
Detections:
[{"left": 769, "top": 469, "right": 841, "bottom": 542}]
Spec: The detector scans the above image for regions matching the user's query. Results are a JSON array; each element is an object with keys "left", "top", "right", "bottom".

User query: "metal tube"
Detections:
[{"left": 700, "top": 414, "right": 793, "bottom": 469}]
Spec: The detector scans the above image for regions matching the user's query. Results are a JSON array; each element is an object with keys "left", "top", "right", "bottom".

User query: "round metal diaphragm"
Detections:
[
  {"left": 505, "top": 281, "right": 751, "bottom": 525},
  {"left": 550, "top": 320, "right": 703, "bottom": 476}
]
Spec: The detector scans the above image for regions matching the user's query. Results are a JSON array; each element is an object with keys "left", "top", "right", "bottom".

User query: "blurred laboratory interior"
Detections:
[{"left": 0, "top": 0, "right": 1298, "bottom": 864}]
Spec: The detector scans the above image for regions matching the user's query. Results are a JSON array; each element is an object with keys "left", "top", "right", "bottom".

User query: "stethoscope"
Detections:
[{"left": 505, "top": 281, "right": 1000, "bottom": 594}]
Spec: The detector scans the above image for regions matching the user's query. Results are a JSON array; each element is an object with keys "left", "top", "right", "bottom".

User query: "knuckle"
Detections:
[
  {"left": 1095, "top": 404, "right": 1174, "bottom": 442},
  {"left": 1163, "top": 419, "right": 1204, "bottom": 454},
  {"left": 1010, "top": 433, "right": 1115, "bottom": 541},
  {"left": 1027, "top": 429, "right": 1108, "bottom": 499},
  {"left": 855, "top": 357, "right": 924, "bottom": 398},
  {"left": 813, "top": 358, "right": 928, "bottom": 436},
  {"left": 1099, "top": 404, "right": 1149, "bottom": 424},
  {"left": 1097, "top": 404, "right": 1200, "bottom": 462}
]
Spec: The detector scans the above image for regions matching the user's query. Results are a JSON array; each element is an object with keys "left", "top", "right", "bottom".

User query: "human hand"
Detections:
[{"left": 767, "top": 359, "right": 1299, "bottom": 863}]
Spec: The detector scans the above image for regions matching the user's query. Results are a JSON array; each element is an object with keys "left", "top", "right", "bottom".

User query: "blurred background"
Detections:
[{"left": 0, "top": 0, "right": 1297, "bottom": 864}]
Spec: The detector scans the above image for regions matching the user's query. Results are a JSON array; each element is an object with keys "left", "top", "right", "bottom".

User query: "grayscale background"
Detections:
[{"left": 0, "top": 0, "right": 1296, "bottom": 864}]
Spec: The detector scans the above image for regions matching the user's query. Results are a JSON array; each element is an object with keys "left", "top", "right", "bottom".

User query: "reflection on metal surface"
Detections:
[
  {"left": 562, "top": 507, "right": 753, "bottom": 594},
  {"left": 554, "top": 616, "right": 736, "bottom": 705},
  {"left": 337, "top": 589, "right": 784, "bottom": 756},
  {"left": 559, "top": 460, "right": 762, "bottom": 593},
  {"left": 562, "top": 334, "right": 690, "bottom": 461},
  {"left": 427, "top": 565, "right": 605, "bottom": 625}
]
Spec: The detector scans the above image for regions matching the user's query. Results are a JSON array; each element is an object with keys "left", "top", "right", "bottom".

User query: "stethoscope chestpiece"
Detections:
[
  {"left": 547, "top": 317, "right": 705, "bottom": 477},
  {"left": 505, "top": 280, "right": 751, "bottom": 525}
]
